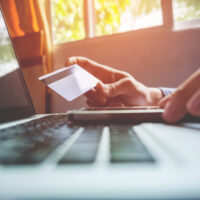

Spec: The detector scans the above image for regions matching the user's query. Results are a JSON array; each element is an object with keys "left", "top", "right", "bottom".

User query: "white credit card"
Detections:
[{"left": 39, "top": 64, "right": 99, "bottom": 101}]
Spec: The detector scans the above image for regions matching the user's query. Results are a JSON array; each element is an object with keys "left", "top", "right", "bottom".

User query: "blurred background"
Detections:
[
  {"left": 51, "top": 0, "right": 200, "bottom": 44},
  {"left": 0, "top": 0, "right": 200, "bottom": 113}
]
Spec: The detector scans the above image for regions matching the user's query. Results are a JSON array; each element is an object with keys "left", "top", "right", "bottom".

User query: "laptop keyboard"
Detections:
[
  {"left": 59, "top": 126, "right": 103, "bottom": 164},
  {"left": 0, "top": 115, "right": 77, "bottom": 164},
  {"left": 0, "top": 116, "right": 154, "bottom": 165},
  {"left": 110, "top": 125, "right": 154, "bottom": 163}
]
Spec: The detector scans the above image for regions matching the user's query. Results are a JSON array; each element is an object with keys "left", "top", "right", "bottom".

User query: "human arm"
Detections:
[
  {"left": 159, "top": 69, "right": 200, "bottom": 122},
  {"left": 65, "top": 56, "right": 164, "bottom": 107}
]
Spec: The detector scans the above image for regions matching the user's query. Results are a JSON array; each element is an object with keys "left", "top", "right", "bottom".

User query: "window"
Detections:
[
  {"left": 0, "top": 12, "right": 18, "bottom": 78},
  {"left": 50, "top": 0, "right": 200, "bottom": 45},
  {"left": 51, "top": 0, "right": 85, "bottom": 44},
  {"left": 95, "top": 0, "right": 162, "bottom": 37},
  {"left": 173, "top": 0, "right": 200, "bottom": 22},
  {"left": 51, "top": 0, "right": 162, "bottom": 44}
]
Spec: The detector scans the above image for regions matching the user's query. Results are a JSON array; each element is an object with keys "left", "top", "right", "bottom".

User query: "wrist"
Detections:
[{"left": 147, "top": 87, "right": 164, "bottom": 106}]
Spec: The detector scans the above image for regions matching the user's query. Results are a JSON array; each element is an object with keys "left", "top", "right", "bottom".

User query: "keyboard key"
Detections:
[
  {"left": 0, "top": 138, "right": 34, "bottom": 151},
  {"left": 0, "top": 115, "right": 78, "bottom": 164},
  {"left": 59, "top": 126, "right": 103, "bottom": 164},
  {"left": 18, "top": 143, "right": 59, "bottom": 164},
  {"left": 17, "top": 125, "right": 77, "bottom": 164},
  {"left": 0, "top": 149, "right": 21, "bottom": 164},
  {"left": 110, "top": 125, "right": 154, "bottom": 163},
  {"left": 0, "top": 126, "right": 27, "bottom": 140},
  {"left": 59, "top": 143, "right": 98, "bottom": 163}
]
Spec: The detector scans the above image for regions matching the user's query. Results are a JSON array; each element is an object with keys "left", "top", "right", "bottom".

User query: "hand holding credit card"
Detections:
[{"left": 39, "top": 64, "right": 99, "bottom": 101}]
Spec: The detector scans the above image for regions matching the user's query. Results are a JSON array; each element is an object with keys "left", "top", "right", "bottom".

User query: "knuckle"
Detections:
[
  {"left": 81, "top": 57, "right": 89, "bottom": 66},
  {"left": 125, "top": 72, "right": 132, "bottom": 78},
  {"left": 123, "top": 77, "right": 134, "bottom": 88},
  {"left": 65, "top": 57, "right": 76, "bottom": 66},
  {"left": 125, "top": 77, "right": 133, "bottom": 84},
  {"left": 121, "top": 72, "right": 132, "bottom": 78}
]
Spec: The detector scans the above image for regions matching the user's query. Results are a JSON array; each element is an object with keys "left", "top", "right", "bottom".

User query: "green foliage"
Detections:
[
  {"left": 131, "top": 0, "right": 160, "bottom": 16},
  {"left": 0, "top": 39, "right": 14, "bottom": 62},
  {"left": 95, "top": 0, "right": 131, "bottom": 36},
  {"left": 51, "top": 0, "right": 200, "bottom": 44},
  {"left": 174, "top": 0, "right": 200, "bottom": 21},
  {"left": 52, "top": 0, "right": 161, "bottom": 43},
  {"left": 95, "top": 0, "right": 161, "bottom": 36},
  {"left": 51, "top": 0, "right": 85, "bottom": 44}
]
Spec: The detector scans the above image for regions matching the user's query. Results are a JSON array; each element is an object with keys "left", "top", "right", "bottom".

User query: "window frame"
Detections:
[
  {"left": 47, "top": 0, "right": 200, "bottom": 46},
  {"left": 172, "top": 0, "right": 200, "bottom": 31}
]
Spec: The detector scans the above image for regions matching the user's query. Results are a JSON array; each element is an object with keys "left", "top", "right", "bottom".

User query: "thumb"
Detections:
[
  {"left": 97, "top": 78, "right": 135, "bottom": 98},
  {"left": 65, "top": 56, "right": 78, "bottom": 66},
  {"left": 159, "top": 94, "right": 171, "bottom": 108}
]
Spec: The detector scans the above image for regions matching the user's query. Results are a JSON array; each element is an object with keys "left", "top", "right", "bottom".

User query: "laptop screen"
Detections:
[{"left": 0, "top": 8, "right": 35, "bottom": 123}]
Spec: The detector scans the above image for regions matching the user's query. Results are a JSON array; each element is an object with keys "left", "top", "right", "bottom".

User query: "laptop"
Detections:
[{"left": 0, "top": 7, "right": 200, "bottom": 200}]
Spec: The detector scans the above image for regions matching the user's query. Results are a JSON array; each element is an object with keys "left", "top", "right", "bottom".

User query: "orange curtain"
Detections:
[
  {"left": 33, "top": 0, "right": 52, "bottom": 73},
  {"left": 0, "top": 0, "right": 24, "bottom": 37},
  {"left": 0, "top": 0, "right": 52, "bottom": 73}
]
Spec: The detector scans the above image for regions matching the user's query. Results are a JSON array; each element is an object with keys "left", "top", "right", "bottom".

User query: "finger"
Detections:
[
  {"left": 163, "top": 69, "right": 200, "bottom": 122},
  {"left": 92, "top": 81, "right": 137, "bottom": 106},
  {"left": 84, "top": 89, "right": 107, "bottom": 105},
  {"left": 85, "top": 81, "right": 111, "bottom": 97},
  {"left": 102, "top": 77, "right": 138, "bottom": 98},
  {"left": 65, "top": 56, "right": 129, "bottom": 83},
  {"left": 159, "top": 94, "right": 171, "bottom": 108},
  {"left": 106, "top": 101, "right": 125, "bottom": 107},
  {"left": 86, "top": 98, "right": 124, "bottom": 108},
  {"left": 162, "top": 90, "right": 188, "bottom": 123},
  {"left": 85, "top": 82, "right": 107, "bottom": 103},
  {"left": 85, "top": 87, "right": 96, "bottom": 95},
  {"left": 86, "top": 99, "right": 105, "bottom": 107},
  {"left": 94, "top": 82, "right": 105, "bottom": 95},
  {"left": 187, "top": 88, "right": 200, "bottom": 116}
]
